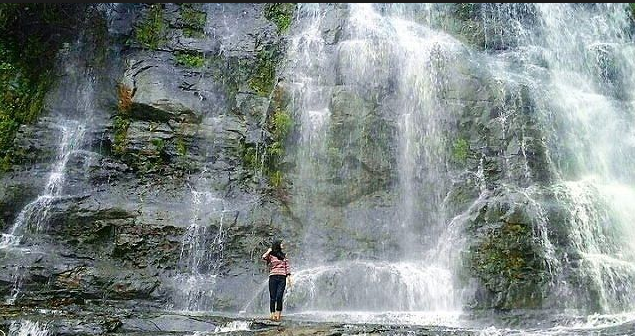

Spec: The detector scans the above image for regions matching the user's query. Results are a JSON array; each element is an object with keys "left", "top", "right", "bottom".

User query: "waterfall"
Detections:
[
  {"left": 0, "top": 122, "right": 85, "bottom": 248},
  {"left": 170, "top": 184, "right": 228, "bottom": 312},
  {"left": 243, "top": 2, "right": 635, "bottom": 318},
  {"left": 478, "top": 3, "right": 635, "bottom": 313},
  {"left": 258, "top": 3, "right": 470, "bottom": 316},
  {"left": 0, "top": 35, "right": 96, "bottom": 303},
  {"left": 5, "top": 3, "right": 635, "bottom": 332}
]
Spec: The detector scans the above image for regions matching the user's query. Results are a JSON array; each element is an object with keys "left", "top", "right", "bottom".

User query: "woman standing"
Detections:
[{"left": 261, "top": 240, "right": 292, "bottom": 321}]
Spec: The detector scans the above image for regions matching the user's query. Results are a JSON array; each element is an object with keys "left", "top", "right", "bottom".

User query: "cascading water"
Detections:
[
  {"left": 167, "top": 4, "right": 251, "bottom": 312},
  {"left": 536, "top": 4, "right": 635, "bottom": 313},
  {"left": 169, "top": 172, "right": 263, "bottom": 312},
  {"left": 0, "top": 36, "right": 95, "bottom": 303},
  {"left": 478, "top": 3, "right": 635, "bottom": 314},
  {"left": 243, "top": 3, "right": 635, "bottom": 327},
  {"left": 246, "top": 3, "right": 471, "bottom": 319},
  {"left": 0, "top": 122, "right": 85, "bottom": 248},
  {"left": 170, "top": 182, "right": 228, "bottom": 312}
]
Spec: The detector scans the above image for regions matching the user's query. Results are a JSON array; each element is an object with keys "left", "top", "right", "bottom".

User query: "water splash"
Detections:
[
  {"left": 213, "top": 320, "right": 251, "bottom": 333},
  {"left": 8, "top": 320, "right": 49, "bottom": 336},
  {"left": 285, "top": 261, "right": 459, "bottom": 311}
]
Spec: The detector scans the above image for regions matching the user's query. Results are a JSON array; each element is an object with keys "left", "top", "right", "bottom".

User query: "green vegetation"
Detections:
[
  {"left": 468, "top": 219, "right": 543, "bottom": 309},
  {"left": 134, "top": 4, "right": 167, "bottom": 49},
  {"left": 113, "top": 83, "right": 132, "bottom": 155},
  {"left": 175, "top": 51, "right": 206, "bottom": 68},
  {"left": 263, "top": 88, "right": 293, "bottom": 189},
  {"left": 241, "top": 141, "right": 259, "bottom": 172},
  {"left": 112, "top": 115, "right": 130, "bottom": 155},
  {"left": 452, "top": 138, "right": 470, "bottom": 163},
  {"left": 269, "top": 170, "right": 284, "bottom": 188},
  {"left": 264, "top": 3, "right": 296, "bottom": 33},
  {"left": 240, "top": 87, "right": 294, "bottom": 191},
  {"left": 474, "top": 222, "right": 531, "bottom": 280},
  {"left": 0, "top": 4, "right": 83, "bottom": 172},
  {"left": 271, "top": 107, "right": 292, "bottom": 140},
  {"left": 466, "top": 201, "right": 549, "bottom": 309},
  {"left": 180, "top": 3, "right": 206, "bottom": 38},
  {"left": 176, "top": 137, "right": 187, "bottom": 156},
  {"left": 445, "top": 3, "right": 486, "bottom": 49},
  {"left": 248, "top": 47, "right": 279, "bottom": 96},
  {"left": 151, "top": 138, "right": 165, "bottom": 152}
]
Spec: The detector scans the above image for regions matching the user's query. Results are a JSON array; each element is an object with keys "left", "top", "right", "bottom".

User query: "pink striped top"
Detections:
[{"left": 263, "top": 254, "right": 291, "bottom": 276}]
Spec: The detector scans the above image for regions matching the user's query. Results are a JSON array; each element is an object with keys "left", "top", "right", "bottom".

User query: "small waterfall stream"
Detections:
[{"left": 0, "top": 35, "right": 96, "bottom": 304}]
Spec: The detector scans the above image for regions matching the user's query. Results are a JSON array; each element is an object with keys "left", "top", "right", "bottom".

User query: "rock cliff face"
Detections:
[
  {"left": 0, "top": 3, "right": 295, "bottom": 312},
  {"left": 1, "top": 3, "right": 635, "bottom": 319}
]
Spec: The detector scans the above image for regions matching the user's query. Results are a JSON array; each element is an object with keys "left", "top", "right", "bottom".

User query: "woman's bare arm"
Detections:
[{"left": 261, "top": 247, "right": 272, "bottom": 261}]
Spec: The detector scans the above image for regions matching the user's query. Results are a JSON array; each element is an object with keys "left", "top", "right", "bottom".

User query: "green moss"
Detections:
[
  {"left": 443, "top": 3, "right": 486, "bottom": 49},
  {"left": 452, "top": 138, "right": 469, "bottom": 163},
  {"left": 176, "top": 137, "right": 187, "bottom": 156},
  {"left": 183, "top": 27, "right": 203, "bottom": 39},
  {"left": 470, "top": 221, "right": 536, "bottom": 285},
  {"left": 241, "top": 142, "right": 258, "bottom": 171},
  {"left": 151, "top": 138, "right": 165, "bottom": 152},
  {"left": 240, "top": 87, "right": 294, "bottom": 191},
  {"left": 175, "top": 51, "right": 206, "bottom": 68},
  {"left": 180, "top": 3, "right": 206, "bottom": 38},
  {"left": 263, "top": 88, "right": 293, "bottom": 189},
  {"left": 269, "top": 170, "right": 284, "bottom": 188},
  {"left": 264, "top": 3, "right": 296, "bottom": 33},
  {"left": 248, "top": 47, "right": 278, "bottom": 97},
  {"left": 271, "top": 109, "right": 292, "bottom": 139},
  {"left": 466, "top": 210, "right": 549, "bottom": 309},
  {"left": 134, "top": 4, "right": 167, "bottom": 50},
  {"left": 268, "top": 141, "right": 283, "bottom": 158},
  {"left": 0, "top": 4, "right": 77, "bottom": 172},
  {"left": 112, "top": 115, "right": 130, "bottom": 155}
]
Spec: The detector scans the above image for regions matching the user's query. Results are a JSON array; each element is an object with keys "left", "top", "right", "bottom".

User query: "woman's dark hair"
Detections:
[{"left": 270, "top": 240, "right": 286, "bottom": 260}]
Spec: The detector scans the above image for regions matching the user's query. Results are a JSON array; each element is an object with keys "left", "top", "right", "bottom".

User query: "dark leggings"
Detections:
[{"left": 268, "top": 275, "right": 287, "bottom": 312}]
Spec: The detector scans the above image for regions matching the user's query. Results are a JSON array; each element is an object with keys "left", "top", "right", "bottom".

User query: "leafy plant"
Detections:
[
  {"left": 176, "top": 137, "right": 187, "bottom": 156},
  {"left": 180, "top": 3, "right": 206, "bottom": 38},
  {"left": 134, "top": 4, "right": 167, "bottom": 49},
  {"left": 175, "top": 51, "right": 206, "bottom": 68},
  {"left": 452, "top": 138, "right": 470, "bottom": 163},
  {"left": 248, "top": 47, "right": 278, "bottom": 96},
  {"left": 264, "top": 3, "right": 296, "bottom": 33},
  {"left": 112, "top": 115, "right": 130, "bottom": 155},
  {"left": 0, "top": 4, "right": 82, "bottom": 172}
]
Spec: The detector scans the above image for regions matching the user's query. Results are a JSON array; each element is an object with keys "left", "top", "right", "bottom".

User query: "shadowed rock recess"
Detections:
[{"left": 2, "top": 3, "right": 635, "bottom": 335}]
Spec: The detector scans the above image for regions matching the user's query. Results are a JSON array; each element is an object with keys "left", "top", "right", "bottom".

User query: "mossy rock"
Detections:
[{"left": 264, "top": 3, "right": 296, "bottom": 33}]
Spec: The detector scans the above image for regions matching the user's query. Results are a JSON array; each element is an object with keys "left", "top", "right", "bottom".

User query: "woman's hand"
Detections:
[
  {"left": 261, "top": 247, "right": 272, "bottom": 260},
  {"left": 286, "top": 276, "right": 292, "bottom": 289}
]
